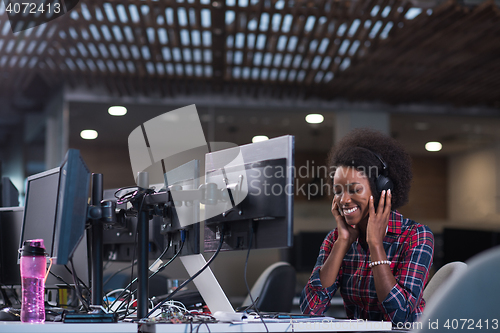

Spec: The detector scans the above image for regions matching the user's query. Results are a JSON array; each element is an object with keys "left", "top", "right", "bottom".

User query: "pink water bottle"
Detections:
[{"left": 20, "top": 239, "right": 46, "bottom": 323}]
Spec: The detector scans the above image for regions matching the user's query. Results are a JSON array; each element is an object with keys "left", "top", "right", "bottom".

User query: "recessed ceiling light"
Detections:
[
  {"left": 108, "top": 106, "right": 127, "bottom": 116},
  {"left": 252, "top": 135, "right": 269, "bottom": 143},
  {"left": 305, "top": 114, "right": 324, "bottom": 124},
  {"left": 81, "top": 130, "right": 98, "bottom": 140},
  {"left": 425, "top": 141, "right": 442, "bottom": 152}
]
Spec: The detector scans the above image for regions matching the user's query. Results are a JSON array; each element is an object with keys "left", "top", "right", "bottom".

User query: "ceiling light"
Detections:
[
  {"left": 108, "top": 106, "right": 127, "bottom": 116},
  {"left": 81, "top": 130, "right": 98, "bottom": 140},
  {"left": 305, "top": 114, "right": 324, "bottom": 124},
  {"left": 252, "top": 135, "right": 269, "bottom": 143},
  {"left": 425, "top": 141, "right": 442, "bottom": 152}
]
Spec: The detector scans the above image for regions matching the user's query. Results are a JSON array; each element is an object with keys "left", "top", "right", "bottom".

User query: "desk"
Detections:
[
  {"left": 0, "top": 322, "right": 136, "bottom": 333},
  {"left": 144, "top": 318, "right": 393, "bottom": 332},
  {"left": 0, "top": 319, "right": 393, "bottom": 333}
]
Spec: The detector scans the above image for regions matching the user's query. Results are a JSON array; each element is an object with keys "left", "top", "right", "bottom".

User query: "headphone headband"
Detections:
[{"left": 356, "top": 147, "right": 393, "bottom": 193}]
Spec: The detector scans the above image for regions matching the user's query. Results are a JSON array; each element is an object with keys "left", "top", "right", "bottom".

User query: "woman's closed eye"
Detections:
[{"left": 348, "top": 186, "right": 364, "bottom": 195}]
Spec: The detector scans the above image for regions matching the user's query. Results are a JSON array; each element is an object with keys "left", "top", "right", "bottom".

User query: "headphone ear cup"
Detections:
[{"left": 376, "top": 175, "right": 394, "bottom": 194}]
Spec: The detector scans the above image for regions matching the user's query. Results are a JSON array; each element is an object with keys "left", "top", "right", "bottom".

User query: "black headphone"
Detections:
[
  {"left": 329, "top": 147, "right": 394, "bottom": 195},
  {"left": 363, "top": 148, "right": 394, "bottom": 194}
]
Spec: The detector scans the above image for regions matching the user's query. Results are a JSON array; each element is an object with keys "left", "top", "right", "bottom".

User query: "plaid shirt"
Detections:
[{"left": 300, "top": 211, "right": 434, "bottom": 325}]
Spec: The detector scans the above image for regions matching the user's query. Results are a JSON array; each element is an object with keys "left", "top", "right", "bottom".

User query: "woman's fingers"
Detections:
[
  {"left": 384, "top": 189, "right": 392, "bottom": 214},
  {"left": 332, "top": 201, "right": 342, "bottom": 217},
  {"left": 377, "top": 190, "right": 386, "bottom": 214}
]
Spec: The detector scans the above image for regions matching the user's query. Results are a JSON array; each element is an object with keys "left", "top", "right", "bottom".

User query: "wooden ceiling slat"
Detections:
[
  {"left": 211, "top": 0, "right": 226, "bottom": 91},
  {"left": 278, "top": 4, "right": 307, "bottom": 87},
  {"left": 302, "top": 1, "right": 332, "bottom": 88},
  {"left": 1, "top": 0, "right": 500, "bottom": 106}
]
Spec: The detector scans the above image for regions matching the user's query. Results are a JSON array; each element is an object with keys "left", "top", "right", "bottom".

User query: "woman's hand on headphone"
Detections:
[{"left": 367, "top": 189, "right": 392, "bottom": 247}]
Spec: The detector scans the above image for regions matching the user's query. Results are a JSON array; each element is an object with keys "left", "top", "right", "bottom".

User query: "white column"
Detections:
[{"left": 45, "top": 87, "right": 69, "bottom": 169}]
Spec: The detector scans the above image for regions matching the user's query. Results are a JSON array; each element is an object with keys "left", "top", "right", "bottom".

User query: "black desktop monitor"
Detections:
[
  {"left": 288, "top": 232, "right": 329, "bottom": 272},
  {"left": 204, "top": 135, "right": 294, "bottom": 252},
  {"left": 52, "top": 149, "right": 91, "bottom": 265},
  {"left": 443, "top": 227, "right": 500, "bottom": 264},
  {"left": 1, "top": 177, "right": 20, "bottom": 207},
  {"left": 0, "top": 207, "right": 24, "bottom": 286},
  {"left": 18, "top": 150, "right": 90, "bottom": 287},
  {"left": 19, "top": 167, "right": 61, "bottom": 259}
]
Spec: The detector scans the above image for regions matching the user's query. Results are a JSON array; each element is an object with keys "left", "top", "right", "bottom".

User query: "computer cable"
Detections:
[
  {"left": 48, "top": 271, "right": 73, "bottom": 289},
  {"left": 103, "top": 259, "right": 138, "bottom": 289},
  {"left": 243, "top": 224, "right": 269, "bottom": 333},
  {"left": 118, "top": 237, "right": 184, "bottom": 320},
  {"left": 0, "top": 282, "right": 20, "bottom": 306},
  {"left": 107, "top": 232, "right": 182, "bottom": 315},
  {"left": 0, "top": 283, "right": 12, "bottom": 307},
  {"left": 117, "top": 238, "right": 184, "bottom": 320},
  {"left": 70, "top": 258, "right": 90, "bottom": 312},
  {"left": 144, "top": 226, "right": 226, "bottom": 320},
  {"left": 147, "top": 232, "right": 184, "bottom": 280},
  {"left": 63, "top": 264, "right": 91, "bottom": 297}
]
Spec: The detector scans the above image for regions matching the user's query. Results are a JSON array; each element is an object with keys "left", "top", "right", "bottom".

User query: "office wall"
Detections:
[
  {"left": 73, "top": 145, "right": 134, "bottom": 189},
  {"left": 398, "top": 155, "right": 448, "bottom": 225},
  {"left": 448, "top": 144, "right": 500, "bottom": 227}
]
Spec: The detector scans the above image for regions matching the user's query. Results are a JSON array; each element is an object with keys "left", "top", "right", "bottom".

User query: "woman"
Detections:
[{"left": 300, "top": 128, "right": 434, "bottom": 326}]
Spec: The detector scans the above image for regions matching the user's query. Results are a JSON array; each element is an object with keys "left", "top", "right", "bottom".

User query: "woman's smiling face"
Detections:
[{"left": 333, "top": 166, "right": 373, "bottom": 226}]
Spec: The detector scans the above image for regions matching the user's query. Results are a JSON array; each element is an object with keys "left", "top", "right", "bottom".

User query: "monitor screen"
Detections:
[
  {"left": 204, "top": 135, "right": 294, "bottom": 252},
  {"left": 19, "top": 167, "right": 60, "bottom": 259}
]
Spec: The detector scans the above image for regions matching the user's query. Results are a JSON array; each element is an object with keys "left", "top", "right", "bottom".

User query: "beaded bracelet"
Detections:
[{"left": 368, "top": 260, "right": 391, "bottom": 268}]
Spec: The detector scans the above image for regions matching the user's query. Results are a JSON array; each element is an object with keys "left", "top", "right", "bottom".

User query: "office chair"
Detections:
[
  {"left": 412, "top": 245, "right": 500, "bottom": 332},
  {"left": 241, "top": 261, "right": 296, "bottom": 313},
  {"left": 423, "top": 261, "right": 467, "bottom": 303}
]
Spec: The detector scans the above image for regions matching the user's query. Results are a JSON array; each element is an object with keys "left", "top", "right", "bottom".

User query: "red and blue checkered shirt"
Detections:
[{"left": 300, "top": 210, "right": 434, "bottom": 325}]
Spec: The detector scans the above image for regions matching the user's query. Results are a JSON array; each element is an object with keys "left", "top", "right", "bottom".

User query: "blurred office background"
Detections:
[{"left": 1, "top": 0, "right": 500, "bottom": 312}]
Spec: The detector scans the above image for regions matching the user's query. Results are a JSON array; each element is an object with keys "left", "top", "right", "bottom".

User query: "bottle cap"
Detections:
[{"left": 20, "top": 239, "right": 46, "bottom": 257}]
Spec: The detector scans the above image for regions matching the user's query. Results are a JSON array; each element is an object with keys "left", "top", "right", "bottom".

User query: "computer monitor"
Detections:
[
  {"left": 1, "top": 177, "right": 20, "bottom": 207},
  {"left": 52, "top": 149, "right": 91, "bottom": 265},
  {"left": 0, "top": 176, "right": 22, "bottom": 286},
  {"left": 0, "top": 207, "right": 24, "bottom": 286},
  {"left": 288, "top": 232, "right": 329, "bottom": 272},
  {"left": 19, "top": 167, "right": 61, "bottom": 259},
  {"left": 18, "top": 151, "right": 91, "bottom": 286},
  {"left": 204, "top": 135, "right": 294, "bottom": 252}
]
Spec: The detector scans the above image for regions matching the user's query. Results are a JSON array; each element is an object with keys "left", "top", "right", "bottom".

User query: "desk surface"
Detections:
[
  {"left": 0, "top": 318, "right": 393, "bottom": 333},
  {"left": 0, "top": 322, "right": 136, "bottom": 333}
]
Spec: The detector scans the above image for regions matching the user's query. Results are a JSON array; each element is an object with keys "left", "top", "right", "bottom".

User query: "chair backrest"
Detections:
[
  {"left": 423, "top": 261, "right": 467, "bottom": 303},
  {"left": 412, "top": 246, "right": 500, "bottom": 332},
  {"left": 242, "top": 261, "right": 296, "bottom": 313}
]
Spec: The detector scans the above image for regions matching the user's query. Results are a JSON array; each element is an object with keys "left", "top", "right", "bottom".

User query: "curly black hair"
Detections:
[{"left": 327, "top": 128, "right": 412, "bottom": 210}]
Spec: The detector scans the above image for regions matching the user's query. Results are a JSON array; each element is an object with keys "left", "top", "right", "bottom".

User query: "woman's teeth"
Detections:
[{"left": 343, "top": 207, "right": 358, "bottom": 215}]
